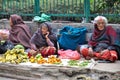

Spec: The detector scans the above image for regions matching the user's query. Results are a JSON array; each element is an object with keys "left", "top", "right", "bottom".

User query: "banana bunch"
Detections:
[{"left": 0, "top": 49, "right": 28, "bottom": 64}]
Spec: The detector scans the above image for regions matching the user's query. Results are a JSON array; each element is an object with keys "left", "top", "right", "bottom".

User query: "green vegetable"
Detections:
[
  {"left": 67, "top": 60, "right": 90, "bottom": 67},
  {"left": 79, "top": 60, "right": 89, "bottom": 67},
  {"left": 68, "top": 60, "right": 79, "bottom": 66}
]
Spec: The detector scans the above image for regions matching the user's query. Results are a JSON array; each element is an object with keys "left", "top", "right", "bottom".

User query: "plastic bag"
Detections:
[
  {"left": 58, "top": 49, "right": 80, "bottom": 60},
  {"left": 0, "top": 29, "right": 9, "bottom": 40},
  {"left": 33, "top": 13, "right": 51, "bottom": 23},
  {"left": 0, "top": 40, "right": 14, "bottom": 54}
]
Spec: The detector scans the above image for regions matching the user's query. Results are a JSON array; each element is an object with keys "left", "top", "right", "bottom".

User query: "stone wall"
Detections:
[{"left": 0, "top": 19, "right": 120, "bottom": 35}]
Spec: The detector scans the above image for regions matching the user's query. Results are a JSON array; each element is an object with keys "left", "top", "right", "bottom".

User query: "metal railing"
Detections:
[{"left": 0, "top": 0, "right": 119, "bottom": 22}]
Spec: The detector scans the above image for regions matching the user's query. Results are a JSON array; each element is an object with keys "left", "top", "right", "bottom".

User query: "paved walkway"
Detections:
[
  {"left": 0, "top": 77, "right": 17, "bottom": 80},
  {"left": 93, "top": 60, "right": 120, "bottom": 73},
  {"left": 0, "top": 60, "right": 120, "bottom": 80}
]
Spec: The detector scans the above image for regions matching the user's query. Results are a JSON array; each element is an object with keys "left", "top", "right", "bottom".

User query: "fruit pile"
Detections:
[
  {"left": 47, "top": 55, "right": 61, "bottom": 64},
  {"left": 29, "top": 54, "right": 62, "bottom": 64},
  {"left": 0, "top": 44, "right": 28, "bottom": 64}
]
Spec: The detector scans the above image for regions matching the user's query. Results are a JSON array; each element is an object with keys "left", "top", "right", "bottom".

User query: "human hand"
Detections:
[
  {"left": 31, "top": 43, "right": 37, "bottom": 50},
  {"left": 100, "top": 49, "right": 109, "bottom": 55},
  {"left": 29, "top": 49, "right": 37, "bottom": 57},
  {"left": 45, "top": 32, "right": 49, "bottom": 39}
]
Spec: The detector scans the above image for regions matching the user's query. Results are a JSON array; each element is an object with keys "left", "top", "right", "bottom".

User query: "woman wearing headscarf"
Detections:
[
  {"left": 30, "top": 22, "right": 57, "bottom": 57},
  {"left": 9, "top": 14, "right": 32, "bottom": 49},
  {"left": 79, "top": 16, "right": 120, "bottom": 62}
]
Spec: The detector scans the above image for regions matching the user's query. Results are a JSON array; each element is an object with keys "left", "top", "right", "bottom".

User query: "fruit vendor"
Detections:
[
  {"left": 78, "top": 16, "right": 120, "bottom": 62},
  {"left": 30, "top": 22, "right": 57, "bottom": 57},
  {"left": 9, "top": 14, "right": 33, "bottom": 50}
]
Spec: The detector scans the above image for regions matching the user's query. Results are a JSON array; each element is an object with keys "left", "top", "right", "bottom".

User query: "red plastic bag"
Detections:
[{"left": 58, "top": 49, "right": 80, "bottom": 60}]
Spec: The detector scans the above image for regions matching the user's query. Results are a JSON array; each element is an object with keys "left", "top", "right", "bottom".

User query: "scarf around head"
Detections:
[
  {"left": 88, "top": 25, "right": 120, "bottom": 47},
  {"left": 30, "top": 22, "right": 57, "bottom": 48},
  {"left": 9, "top": 14, "right": 32, "bottom": 49}
]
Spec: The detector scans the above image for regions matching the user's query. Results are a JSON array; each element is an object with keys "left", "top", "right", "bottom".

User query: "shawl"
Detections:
[
  {"left": 89, "top": 25, "right": 120, "bottom": 47},
  {"left": 30, "top": 22, "right": 57, "bottom": 49},
  {"left": 9, "top": 14, "right": 32, "bottom": 49}
]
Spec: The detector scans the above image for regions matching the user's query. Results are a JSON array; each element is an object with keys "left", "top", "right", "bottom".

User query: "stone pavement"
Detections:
[
  {"left": 0, "top": 77, "right": 17, "bottom": 80},
  {"left": 93, "top": 60, "right": 120, "bottom": 73},
  {"left": 0, "top": 60, "right": 119, "bottom": 80}
]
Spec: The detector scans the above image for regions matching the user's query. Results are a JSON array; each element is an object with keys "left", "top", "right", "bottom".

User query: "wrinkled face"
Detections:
[
  {"left": 41, "top": 25, "right": 48, "bottom": 35},
  {"left": 9, "top": 18, "right": 13, "bottom": 27},
  {"left": 96, "top": 19, "right": 105, "bottom": 30}
]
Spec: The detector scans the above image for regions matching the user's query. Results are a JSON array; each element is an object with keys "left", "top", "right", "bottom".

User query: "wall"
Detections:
[{"left": 0, "top": 19, "right": 120, "bottom": 35}]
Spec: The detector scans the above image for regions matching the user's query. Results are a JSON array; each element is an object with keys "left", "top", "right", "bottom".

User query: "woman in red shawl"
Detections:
[
  {"left": 79, "top": 16, "right": 120, "bottom": 62},
  {"left": 30, "top": 22, "right": 57, "bottom": 57},
  {"left": 9, "top": 14, "right": 32, "bottom": 49}
]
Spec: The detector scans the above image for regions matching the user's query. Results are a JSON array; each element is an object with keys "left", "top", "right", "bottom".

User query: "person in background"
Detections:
[
  {"left": 78, "top": 16, "right": 120, "bottom": 62},
  {"left": 30, "top": 22, "right": 57, "bottom": 57},
  {"left": 9, "top": 14, "right": 33, "bottom": 50}
]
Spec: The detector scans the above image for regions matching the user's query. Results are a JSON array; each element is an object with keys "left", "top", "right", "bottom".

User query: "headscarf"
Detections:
[
  {"left": 89, "top": 25, "right": 120, "bottom": 47},
  {"left": 30, "top": 22, "right": 57, "bottom": 49},
  {"left": 9, "top": 14, "right": 32, "bottom": 49}
]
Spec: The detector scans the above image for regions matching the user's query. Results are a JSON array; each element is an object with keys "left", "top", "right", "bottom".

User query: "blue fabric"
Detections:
[{"left": 58, "top": 26, "right": 87, "bottom": 50}]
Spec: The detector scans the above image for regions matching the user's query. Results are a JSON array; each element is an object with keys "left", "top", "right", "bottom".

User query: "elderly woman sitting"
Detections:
[
  {"left": 78, "top": 16, "right": 120, "bottom": 62},
  {"left": 30, "top": 22, "right": 57, "bottom": 58}
]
